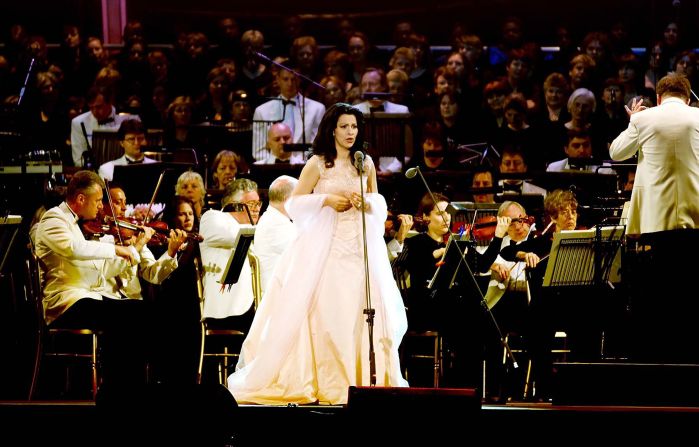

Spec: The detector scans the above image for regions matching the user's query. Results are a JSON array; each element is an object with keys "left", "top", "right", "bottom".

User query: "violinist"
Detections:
[
  {"left": 152, "top": 195, "right": 203, "bottom": 385},
  {"left": 199, "top": 178, "right": 259, "bottom": 334},
  {"left": 34, "top": 170, "right": 153, "bottom": 393},
  {"left": 482, "top": 200, "right": 535, "bottom": 402},
  {"left": 403, "top": 192, "right": 510, "bottom": 388},
  {"left": 498, "top": 189, "right": 587, "bottom": 402},
  {"left": 97, "top": 183, "right": 189, "bottom": 300}
]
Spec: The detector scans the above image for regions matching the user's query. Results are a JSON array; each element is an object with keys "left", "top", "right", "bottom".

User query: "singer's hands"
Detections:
[
  {"left": 324, "top": 194, "right": 352, "bottom": 212},
  {"left": 350, "top": 192, "right": 370, "bottom": 211}
]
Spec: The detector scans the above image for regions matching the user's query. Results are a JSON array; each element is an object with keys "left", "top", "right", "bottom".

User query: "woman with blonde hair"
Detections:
[{"left": 175, "top": 170, "right": 206, "bottom": 218}]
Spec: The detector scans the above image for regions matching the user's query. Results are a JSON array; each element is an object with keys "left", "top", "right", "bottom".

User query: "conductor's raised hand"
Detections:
[
  {"left": 625, "top": 97, "right": 648, "bottom": 116},
  {"left": 324, "top": 193, "right": 352, "bottom": 212}
]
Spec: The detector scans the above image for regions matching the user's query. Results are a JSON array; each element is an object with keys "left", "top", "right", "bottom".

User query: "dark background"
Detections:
[{"left": 2, "top": 0, "right": 695, "bottom": 47}]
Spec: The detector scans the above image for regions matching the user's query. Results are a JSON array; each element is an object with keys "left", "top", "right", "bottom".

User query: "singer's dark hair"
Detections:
[{"left": 312, "top": 102, "right": 366, "bottom": 168}]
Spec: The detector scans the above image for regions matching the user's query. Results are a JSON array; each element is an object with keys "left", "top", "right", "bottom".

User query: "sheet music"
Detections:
[{"left": 543, "top": 225, "right": 625, "bottom": 287}]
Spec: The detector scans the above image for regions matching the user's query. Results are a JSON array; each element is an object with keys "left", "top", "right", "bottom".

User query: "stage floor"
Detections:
[{"left": 3, "top": 396, "right": 699, "bottom": 445}]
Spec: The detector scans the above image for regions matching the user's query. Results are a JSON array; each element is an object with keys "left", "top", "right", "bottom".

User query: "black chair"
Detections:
[{"left": 26, "top": 253, "right": 101, "bottom": 400}]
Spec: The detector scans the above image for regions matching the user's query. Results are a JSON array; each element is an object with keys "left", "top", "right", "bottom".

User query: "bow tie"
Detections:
[
  {"left": 369, "top": 105, "right": 385, "bottom": 113},
  {"left": 97, "top": 117, "right": 115, "bottom": 125},
  {"left": 275, "top": 158, "right": 290, "bottom": 164},
  {"left": 281, "top": 99, "right": 296, "bottom": 107},
  {"left": 127, "top": 158, "right": 144, "bottom": 165},
  {"left": 502, "top": 181, "right": 523, "bottom": 192},
  {"left": 509, "top": 239, "right": 519, "bottom": 246}
]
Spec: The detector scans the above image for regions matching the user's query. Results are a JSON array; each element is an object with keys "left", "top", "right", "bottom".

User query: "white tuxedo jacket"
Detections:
[
  {"left": 610, "top": 97, "right": 699, "bottom": 234},
  {"left": 35, "top": 202, "right": 133, "bottom": 324},
  {"left": 199, "top": 209, "right": 255, "bottom": 319}
]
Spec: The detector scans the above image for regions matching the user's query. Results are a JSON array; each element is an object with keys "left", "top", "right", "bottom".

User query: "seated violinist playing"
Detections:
[
  {"left": 97, "top": 183, "right": 189, "bottom": 299},
  {"left": 403, "top": 191, "right": 511, "bottom": 388}
]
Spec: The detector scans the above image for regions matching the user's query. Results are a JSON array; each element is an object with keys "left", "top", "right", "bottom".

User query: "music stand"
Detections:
[
  {"left": 363, "top": 112, "right": 412, "bottom": 168},
  {"left": 189, "top": 123, "right": 253, "bottom": 163},
  {"left": 453, "top": 142, "right": 501, "bottom": 170},
  {"left": 219, "top": 226, "right": 255, "bottom": 286},
  {"left": 543, "top": 225, "right": 625, "bottom": 288},
  {"left": 428, "top": 235, "right": 477, "bottom": 291},
  {"left": 0, "top": 215, "right": 22, "bottom": 274},
  {"left": 535, "top": 171, "right": 618, "bottom": 205}
]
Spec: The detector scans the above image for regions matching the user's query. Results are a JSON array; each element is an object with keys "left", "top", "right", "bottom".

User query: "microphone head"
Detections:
[
  {"left": 353, "top": 150, "right": 365, "bottom": 170},
  {"left": 405, "top": 167, "right": 419, "bottom": 179}
]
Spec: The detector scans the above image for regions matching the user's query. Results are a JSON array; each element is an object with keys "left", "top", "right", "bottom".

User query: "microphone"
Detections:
[
  {"left": 354, "top": 150, "right": 365, "bottom": 172},
  {"left": 405, "top": 166, "right": 419, "bottom": 179}
]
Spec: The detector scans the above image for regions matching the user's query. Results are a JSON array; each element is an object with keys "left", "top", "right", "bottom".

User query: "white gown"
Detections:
[{"left": 227, "top": 155, "right": 408, "bottom": 404}]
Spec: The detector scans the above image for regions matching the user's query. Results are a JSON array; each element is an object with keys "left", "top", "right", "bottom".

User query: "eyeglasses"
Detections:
[
  {"left": 242, "top": 200, "right": 262, "bottom": 210},
  {"left": 124, "top": 135, "right": 147, "bottom": 144}
]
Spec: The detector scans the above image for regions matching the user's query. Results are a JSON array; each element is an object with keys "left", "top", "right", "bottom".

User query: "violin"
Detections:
[
  {"left": 81, "top": 213, "right": 203, "bottom": 246},
  {"left": 105, "top": 216, "right": 204, "bottom": 244},
  {"left": 466, "top": 215, "right": 536, "bottom": 241}
]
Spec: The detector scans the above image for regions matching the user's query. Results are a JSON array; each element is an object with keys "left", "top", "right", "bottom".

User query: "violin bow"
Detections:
[
  {"left": 103, "top": 179, "right": 124, "bottom": 246},
  {"left": 144, "top": 169, "right": 167, "bottom": 224}
]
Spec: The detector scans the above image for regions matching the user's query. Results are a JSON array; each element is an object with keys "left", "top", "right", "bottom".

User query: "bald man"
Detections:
[{"left": 255, "top": 123, "right": 305, "bottom": 165}]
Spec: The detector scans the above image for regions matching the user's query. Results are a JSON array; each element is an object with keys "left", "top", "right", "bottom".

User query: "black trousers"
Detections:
[
  {"left": 51, "top": 297, "right": 155, "bottom": 389},
  {"left": 629, "top": 229, "right": 699, "bottom": 363}
]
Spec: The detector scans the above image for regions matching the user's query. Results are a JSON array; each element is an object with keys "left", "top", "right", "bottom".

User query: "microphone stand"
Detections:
[
  {"left": 406, "top": 166, "right": 518, "bottom": 369},
  {"left": 356, "top": 152, "right": 377, "bottom": 386}
]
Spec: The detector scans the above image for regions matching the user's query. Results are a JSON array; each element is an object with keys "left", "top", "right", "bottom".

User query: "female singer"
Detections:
[{"left": 227, "top": 103, "right": 408, "bottom": 404}]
